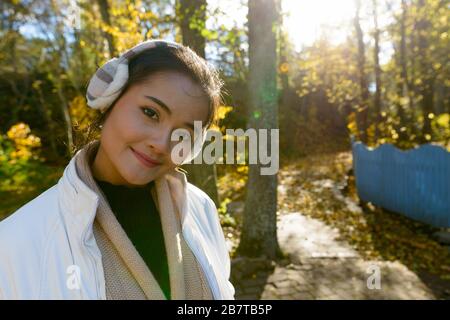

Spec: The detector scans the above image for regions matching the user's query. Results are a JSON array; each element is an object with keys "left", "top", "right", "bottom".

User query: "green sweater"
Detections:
[{"left": 94, "top": 178, "right": 171, "bottom": 299}]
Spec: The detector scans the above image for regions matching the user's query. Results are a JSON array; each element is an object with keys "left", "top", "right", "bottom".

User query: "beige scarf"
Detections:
[{"left": 75, "top": 140, "right": 213, "bottom": 300}]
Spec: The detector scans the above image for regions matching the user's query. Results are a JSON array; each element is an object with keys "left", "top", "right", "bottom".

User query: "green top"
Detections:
[{"left": 94, "top": 178, "right": 171, "bottom": 299}]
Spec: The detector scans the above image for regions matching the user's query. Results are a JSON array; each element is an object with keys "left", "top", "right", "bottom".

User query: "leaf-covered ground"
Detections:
[{"left": 218, "top": 151, "right": 450, "bottom": 297}]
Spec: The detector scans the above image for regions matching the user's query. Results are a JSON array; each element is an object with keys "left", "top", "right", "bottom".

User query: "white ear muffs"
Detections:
[
  {"left": 86, "top": 58, "right": 128, "bottom": 112},
  {"left": 86, "top": 39, "right": 181, "bottom": 112}
]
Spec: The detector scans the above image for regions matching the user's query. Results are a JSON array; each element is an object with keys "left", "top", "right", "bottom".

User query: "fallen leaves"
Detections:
[{"left": 219, "top": 150, "right": 450, "bottom": 281}]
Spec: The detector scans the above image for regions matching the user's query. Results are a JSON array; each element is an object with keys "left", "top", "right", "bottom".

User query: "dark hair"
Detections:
[{"left": 74, "top": 44, "right": 224, "bottom": 154}]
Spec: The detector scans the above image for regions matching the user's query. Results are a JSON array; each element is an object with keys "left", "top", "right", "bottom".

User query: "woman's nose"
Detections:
[{"left": 147, "top": 128, "right": 172, "bottom": 156}]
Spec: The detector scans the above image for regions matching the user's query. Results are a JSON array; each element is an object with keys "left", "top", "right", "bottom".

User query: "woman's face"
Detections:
[{"left": 91, "top": 71, "right": 210, "bottom": 187}]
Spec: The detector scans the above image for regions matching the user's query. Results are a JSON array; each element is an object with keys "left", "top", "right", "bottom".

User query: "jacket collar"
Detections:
[
  {"left": 56, "top": 140, "right": 232, "bottom": 299},
  {"left": 57, "top": 147, "right": 99, "bottom": 234}
]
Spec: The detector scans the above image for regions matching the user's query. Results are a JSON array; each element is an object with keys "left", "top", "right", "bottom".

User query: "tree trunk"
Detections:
[
  {"left": 49, "top": 0, "right": 74, "bottom": 157},
  {"left": 97, "top": 0, "right": 117, "bottom": 58},
  {"left": 236, "top": 0, "right": 282, "bottom": 260},
  {"left": 372, "top": 0, "right": 382, "bottom": 141},
  {"left": 354, "top": 0, "right": 370, "bottom": 143},
  {"left": 177, "top": 0, "right": 206, "bottom": 55},
  {"left": 400, "top": 0, "right": 411, "bottom": 105},
  {"left": 395, "top": 0, "right": 411, "bottom": 143},
  {"left": 36, "top": 85, "right": 58, "bottom": 159},
  {"left": 177, "top": 0, "right": 220, "bottom": 207},
  {"left": 416, "top": 0, "right": 434, "bottom": 142},
  {"left": 56, "top": 85, "right": 74, "bottom": 158}
]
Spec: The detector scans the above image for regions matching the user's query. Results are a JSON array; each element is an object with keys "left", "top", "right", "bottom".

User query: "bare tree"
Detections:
[
  {"left": 416, "top": 0, "right": 434, "bottom": 141},
  {"left": 372, "top": 0, "right": 382, "bottom": 140},
  {"left": 96, "top": 0, "right": 117, "bottom": 58},
  {"left": 354, "top": 0, "right": 370, "bottom": 143},
  {"left": 237, "top": 0, "right": 282, "bottom": 260}
]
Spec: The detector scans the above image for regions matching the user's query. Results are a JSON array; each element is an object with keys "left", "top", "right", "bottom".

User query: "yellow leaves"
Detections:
[
  {"left": 236, "top": 165, "right": 248, "bottom": 174},
  {"left": 201, "top": 29, "right": 219, "bottom": 40},
  {"left": 145, "top": 29, "right": 153, "bottom": 40},
  {"left": 432, "top": 63, "right": 441, "bottom": 70},
  {"left": 346, "top": 112, "right": 358, "bottom": 136},
  {"left": 217, "top": 197, "right": 231, "bottom": 216},
  {"left": 217, "top": 166, "right": 247, "bottom": 203},
  {"left": 32, "top": 80, "right": 42, "bottom": 90},
  {"left": 309, "top": 70, "right": 318, "bottom": 83},
  {"left": 279, "top": 62, "right": 289, "bottom": 74},
  {"left": 217, "top": 105, "right": 233, "bottom": 120},
  {"left": 7, "top": 123, "right": 30, "bottom": 140},
  {"left": 367, "top": 123, "right": 376, "bottom": 141},
  {"left": 399, "top": 97, "right": 409, "bottom": 107},
  {"left": 6, "top": 123, "right": 42, "bottom": 161},
  {"left": 296, "top": 88, "right": 309, "bottom": 98},
  {"left": 95, "top": 0, "right": 160, "bottom": 57},
  {"left": 390, "top": 129, "right": 399, "bottom": 140},
  {"left": 223, "top": 134, "right": 235, "bottom": 141},
  {"left": 435, "top": 113, "right": 449, "bottom": 128},
  {"left": 69, "top": 95, "right": 98, "bottom": 132},
  {"left": 208, "top": 124, "right": 221, "bottom": 132},
  {"left": 22, "top": 135, "right": 41, "bottom": 147}
]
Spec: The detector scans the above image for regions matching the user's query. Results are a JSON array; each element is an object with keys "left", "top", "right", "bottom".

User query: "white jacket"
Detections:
[{"left": 0, "top": 151, "right": 235, "bottom": 300}]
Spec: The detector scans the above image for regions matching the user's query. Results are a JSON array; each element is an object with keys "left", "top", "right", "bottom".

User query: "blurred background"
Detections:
[{"left": 0, "top": 0, "right": 449, "bottom": 299}]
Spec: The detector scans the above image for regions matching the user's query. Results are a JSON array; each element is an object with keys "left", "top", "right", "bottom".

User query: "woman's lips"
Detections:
[{"left": 130, "top": 147, "right": 162, "bottom": 168}]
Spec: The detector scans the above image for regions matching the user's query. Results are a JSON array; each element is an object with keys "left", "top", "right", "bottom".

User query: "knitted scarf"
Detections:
[{"left": 75, "top": 140, "right": 213, "bottom": 300}]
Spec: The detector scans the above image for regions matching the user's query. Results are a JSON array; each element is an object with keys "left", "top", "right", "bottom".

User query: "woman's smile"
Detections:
[{"left": 130, "top": 147, "right": 162, "bottom": 168}]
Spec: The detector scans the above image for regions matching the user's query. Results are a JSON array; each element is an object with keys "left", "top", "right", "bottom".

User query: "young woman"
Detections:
[{"left": 0, "top": 39, "right": 235, "bottom": 300}]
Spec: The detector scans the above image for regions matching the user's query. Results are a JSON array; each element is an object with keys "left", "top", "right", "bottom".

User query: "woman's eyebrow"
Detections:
[
  {"left": 145, "top": 95, "right": 172, "bottom": 115},
  {"left": 145, "top": 95, "right": 196, "bottom": 131}
]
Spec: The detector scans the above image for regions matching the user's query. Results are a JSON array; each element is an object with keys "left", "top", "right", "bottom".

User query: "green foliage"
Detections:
[
  {"left": 217, "top": 197, "right": 236, "bottom": 227},
  {"left": 1, "top": 123, "right": 49, "bottom": 192},
  {"left": 0, "top": 123, "right": 63, "bottom": 219},
  {"left": 279, "top": 0, "right": 449, "bottom": 151}
]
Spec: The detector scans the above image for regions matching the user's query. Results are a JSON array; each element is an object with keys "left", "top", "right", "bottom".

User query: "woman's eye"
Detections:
[{"left": 141, "top": 107, "right": 159, "bottom": 120}]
